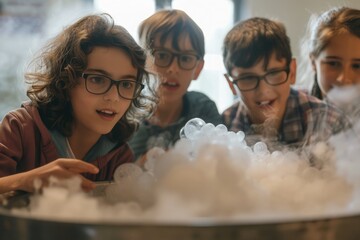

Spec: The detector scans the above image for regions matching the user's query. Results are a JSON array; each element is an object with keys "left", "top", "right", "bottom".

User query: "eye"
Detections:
[
  {"left": 324, "top": 61, "right": 341, "bottom": 68},
  {"left": 87, "top": 74, "right": 107, "bottom": 84},
  {"left": 267, "top": 70, "right": 282, "bottom": 77},
  {"left": 155, "top": 51, "right": 170, "bottom": 60},
  {"left": 352, "top": 62, "right": 360, "bottom": 70},
  {"left": 180, "top": 54, "right": 196, "bottom": 63},
  {"left": 238, "top": 75, "right": 258, "bottom": 82},
  {"left": 119, "top": 80, "right": 135, "bottom": 89}
]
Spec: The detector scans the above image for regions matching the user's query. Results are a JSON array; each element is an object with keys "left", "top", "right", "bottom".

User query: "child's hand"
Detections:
[{"left": 17, "top": 159, "right": 99, "bottom": 192}]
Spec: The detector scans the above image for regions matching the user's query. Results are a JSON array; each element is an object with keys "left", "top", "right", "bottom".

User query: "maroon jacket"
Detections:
[{"left": 0, "top": 102, "right": 134, "bottom": 181}]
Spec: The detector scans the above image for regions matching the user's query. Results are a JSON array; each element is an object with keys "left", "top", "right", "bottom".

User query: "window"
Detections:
[
  {"left": 172, "top": 0, "right": 234, "bottom": 112},
  {"left": 94, "top": 0, "right": 235, "bottom": 112},
  {"left": 94, "top": 0, "right": 155, "bottom": 39}
]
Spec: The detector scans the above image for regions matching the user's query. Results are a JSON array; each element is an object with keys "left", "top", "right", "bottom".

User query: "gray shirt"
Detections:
[{"left": 128, "top": 91, "right": 222, "bottom": 160}]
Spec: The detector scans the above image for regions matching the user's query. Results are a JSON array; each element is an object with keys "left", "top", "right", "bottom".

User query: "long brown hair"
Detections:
[{"left": 304, "top": 7, "right": 360, "bottom": 99}]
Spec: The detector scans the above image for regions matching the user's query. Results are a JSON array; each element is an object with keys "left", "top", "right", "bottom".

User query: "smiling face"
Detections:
[
  {"left": 312, "top": 32, "right": 360, "bottom": 96},
  {"left": 229, "top": 53, "right": 296, "bottom": 128},
  {"left": 150, "top": 34, "right": 204, "bottom": 105},
  {"left": 69, "top": 46, "right": 137, "bottom": 139}
]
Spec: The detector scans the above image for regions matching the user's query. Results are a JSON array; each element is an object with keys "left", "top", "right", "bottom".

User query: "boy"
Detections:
[
  {"left": 221, "top": 17, "right": 348, "bottom": 149},
  {"left": 129, "top": 9, "right": 221, "bottom": 160}
]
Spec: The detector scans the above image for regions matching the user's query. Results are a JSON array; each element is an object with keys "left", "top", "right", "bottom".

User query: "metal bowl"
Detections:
[{"left": 1, "top": 184, "right": 360, "bottom": 240}]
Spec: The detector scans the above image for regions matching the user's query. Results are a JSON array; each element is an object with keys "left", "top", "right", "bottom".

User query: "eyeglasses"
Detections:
[
  {"left": 152, "top": 48, "right": 200, "bottom": 70},
  {"left": 82, "top": 73, "right": 144, "bottom": 100},
  {"left": 226, "top": 68, "right": 290, "bottom": 91}
]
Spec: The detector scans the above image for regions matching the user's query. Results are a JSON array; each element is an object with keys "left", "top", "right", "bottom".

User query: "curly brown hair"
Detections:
[{"left": 25, "top": 13, "right": 158, "bottom": 142}]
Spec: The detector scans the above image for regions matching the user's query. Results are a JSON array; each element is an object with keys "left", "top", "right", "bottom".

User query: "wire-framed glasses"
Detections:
[
  {"left": 82, "top": 73, "right": 144, "bottom": 100},
  {"left": 226, "top": 68, "right": 290, "bottom": 91},
  {"left": 152, "top": 48, "right": 200, "bottom": 70}
]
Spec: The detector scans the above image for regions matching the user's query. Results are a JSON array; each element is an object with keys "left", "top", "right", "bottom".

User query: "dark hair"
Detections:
[
  {"left": 223, "top": 17, "right": 292, "bottom": 74},
  {"left": 138, "top": 9, "right": 205, "bottom": 58},
  {"left": 307, "top": 7, "right": 360, "bottom": 99},
  {"left": 25, "top": 13, "right": 157, "bottom": 142}
]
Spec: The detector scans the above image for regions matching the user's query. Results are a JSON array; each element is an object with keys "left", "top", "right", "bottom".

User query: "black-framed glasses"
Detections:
[
  {"left": 82, "top": 73, "right": 144, "bottom": 100},
  {"left": 152, "top": 48, "right": 200, "bottom": 70},
  {"left": 226, "top": 68, "right": 290, "bottom": 91}
]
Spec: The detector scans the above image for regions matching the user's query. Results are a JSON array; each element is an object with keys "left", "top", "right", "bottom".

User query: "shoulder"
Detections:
[
  {"left": 221, "top": 100, "right": 243, "bottom": 124},
  {"left": 222, "top": 100, "right": 242, "bottom": 116},
  {"left": 290, "top": 89, "right": 348, "bottom": 131},
  {"left": 184, "top": 91, "right": 221, "bottom": 124},
  {"left": 289, "top": 88, "right": 327, "bottom": 109},
  {"left": 3, "top": 102, "right": 36, "bottom": 127},
  {"left": 185, "top": 91, "right": 215, "bottom": 103},
  {"left": 1, "top": 101, "right": 51, "bottom": 140}
]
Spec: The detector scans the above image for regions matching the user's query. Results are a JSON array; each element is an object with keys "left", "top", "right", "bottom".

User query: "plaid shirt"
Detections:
[{"left": 222, "top": 88, "right": 349, "bottom": 148}]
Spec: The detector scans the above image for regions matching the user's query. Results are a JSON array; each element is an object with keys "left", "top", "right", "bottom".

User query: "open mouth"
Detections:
[
  {"left": 255, "top": 100, "right": 276, "bottom": 111},
  {"left": 162, "top": 81, "right": 179, "bottom": 88},
  {"left": 96, "top": 110, "right": 116, "bottom": 118},
  {"left": 256, "top": 100, "right": 274, "bottom": 107}
]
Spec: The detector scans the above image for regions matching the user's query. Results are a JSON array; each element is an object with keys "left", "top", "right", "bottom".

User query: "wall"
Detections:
[{"left": 240, "top": 0, "right": 360, "bottom": 88}]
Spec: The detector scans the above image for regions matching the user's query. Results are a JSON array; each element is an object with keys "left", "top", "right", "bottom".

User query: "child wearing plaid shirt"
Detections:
[{"left": 221, "top": 17, "right": 349, "bottom": 149}]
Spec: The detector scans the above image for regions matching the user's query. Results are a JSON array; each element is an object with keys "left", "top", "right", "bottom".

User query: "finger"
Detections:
[
  {"left": 79, "top": 176, "right": 97, "bottom": 192},
  {"left": 41, "top": 173, "right": 96, "bottom": 192},
  {"left": 57, "top": 159, "right": 99, "bottom": 174}
]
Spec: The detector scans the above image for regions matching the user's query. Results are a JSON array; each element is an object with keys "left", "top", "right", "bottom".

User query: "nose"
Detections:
[
  {"left": 336, "top": 67, "right": 353, "bottom": 85},
  {"left": 255, "top": 78, "right": 272, "bottom": 95},
  {"left": 166, "top": 56, "right": 180, "bottom": 73},
  {"left": 103, "top": 84, "right": 121, "bottom": 101}
]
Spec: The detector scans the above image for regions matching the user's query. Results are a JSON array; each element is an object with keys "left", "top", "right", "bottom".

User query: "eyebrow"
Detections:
[
  {"left": 324, "top": 56, "right": 360, "bottom": 62},
  {"left": 153, "top": 47, "right": 198, "bottom": 55},
  {"left": 324, "top": 56, "right": 342, "bottom": 60},
  {"left": 85, "top": 68, "right": 137, "bottom": 80},
  {"left": 236, "top": 67, "right": 286, "bottom": 77}
]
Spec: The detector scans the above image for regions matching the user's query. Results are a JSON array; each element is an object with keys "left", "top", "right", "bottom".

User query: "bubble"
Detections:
[
  {"left": 179, "top": 127, "right": 186, "bottom": 139},
  {"left": 253, "top": 141, "right": 269, "bottom": 155},
  {"left": 271, "top": 150, "right": 284, "bottom": 160},
  {"left": 226, "top": 131, "right": 237, "bottom": 142},
  {"left": 236, "top": 131, "right": 245, "bottom": 142},
  {"left": 183, "top": 118, "right": 206, "bottom": 140},
  {"left": 215, "top": 124, "right": 228, "bottom": 133},
  {"left": 113, "top": 163, "right": 143, "bottom": 183},
  {"left": 201, "top": 123, "right": 215, "bottom": 132}
]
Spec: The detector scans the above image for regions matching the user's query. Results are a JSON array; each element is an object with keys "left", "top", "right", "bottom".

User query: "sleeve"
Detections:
[{"left": 0, "top": 112, "right": 25, "bottom": 177}]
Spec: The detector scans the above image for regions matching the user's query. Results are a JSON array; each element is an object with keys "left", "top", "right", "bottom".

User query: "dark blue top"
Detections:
[{"left": 128, "top": 91, "right": 222, "bottom": 160}]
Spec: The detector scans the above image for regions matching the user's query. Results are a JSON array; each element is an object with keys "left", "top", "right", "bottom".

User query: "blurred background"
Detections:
[{"left": 1, "top": 0, "right": 360, "bottom": 119}]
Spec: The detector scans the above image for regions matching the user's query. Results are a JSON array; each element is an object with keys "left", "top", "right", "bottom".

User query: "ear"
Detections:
[
  {"left": 288, "top": 58, "right": 297, "bottom": 85},
  {"left": 224, "top": 74, "right": 237, "bottom": 95},
  {"left": 192, "top": 59, "right": 204, "bottom": 80}
]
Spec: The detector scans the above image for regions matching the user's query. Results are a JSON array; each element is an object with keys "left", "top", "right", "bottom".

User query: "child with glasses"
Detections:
[
  {"left": 222, "top": 17, "right": 349, "bottom": 149},
  {"left": 128, "top": 9, "right": 221, "bottom": 161},
  {"left": 0, "top": 13, "right": 157, "bottom": 193},
  {"left": 301, "top": 7, "right": 360, "bottom": 100}
]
